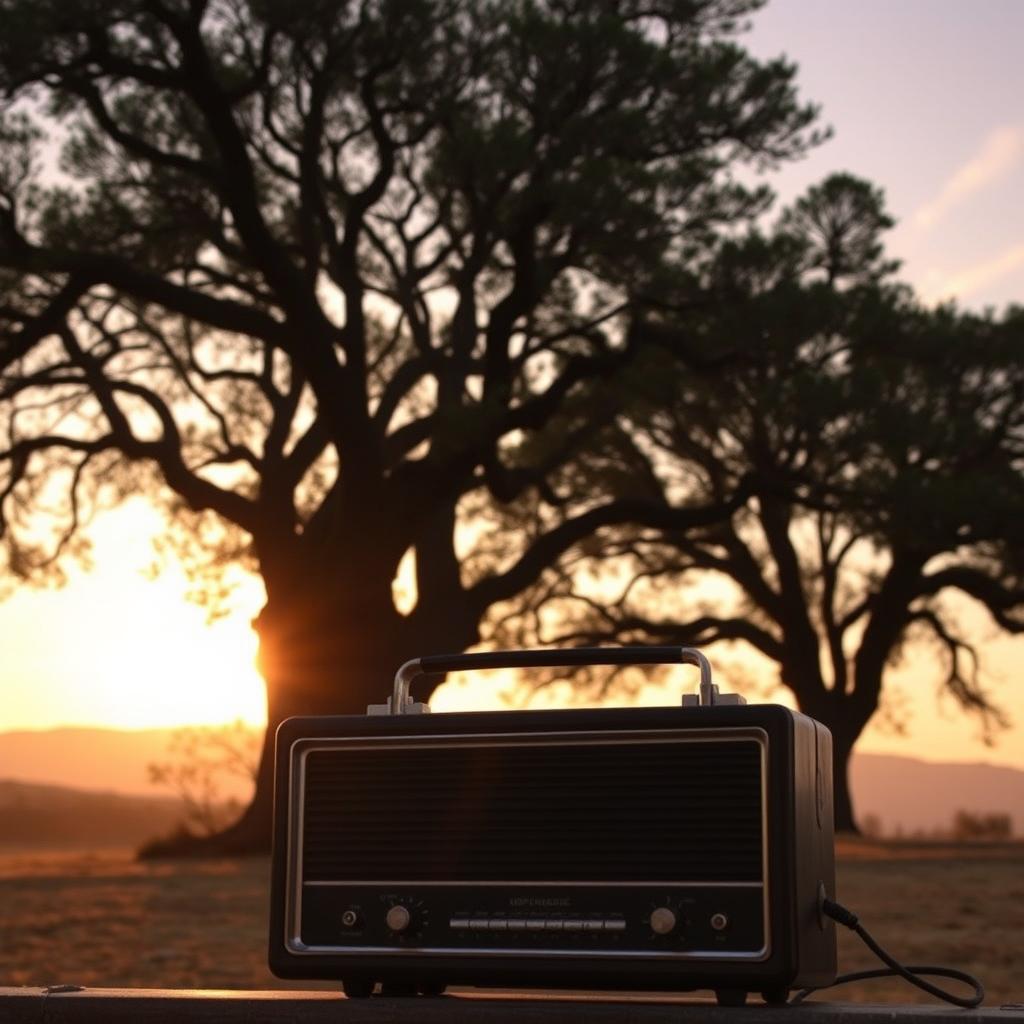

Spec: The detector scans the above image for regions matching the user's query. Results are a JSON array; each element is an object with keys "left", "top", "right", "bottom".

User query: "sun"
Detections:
[
  {"left": 87, "top": 592, "right": 268, "bottom": 729},
  {"left": 0, "top": 502, "right": 268, "bottom": 732},
  {"left": 36, "top": 557, "right": 270, "bottom": 730}
]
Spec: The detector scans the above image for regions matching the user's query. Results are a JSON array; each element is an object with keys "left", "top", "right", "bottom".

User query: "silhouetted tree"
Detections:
[
  {"left": 0, "top": 0, "right": 822, "bottom": 851},
  {"left": 147, "top": 719, "right": 260, "bottom": 838},
  {"left": 778, "top": 172, "right": 899, "bottom": 285},
  {"left": 489, "top": 178, "right": 1024, "bottom": 832}
]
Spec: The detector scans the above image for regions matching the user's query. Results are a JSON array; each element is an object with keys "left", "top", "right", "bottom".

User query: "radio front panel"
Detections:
[
  {"left": 297, "top": 882, "right": 766, "bottom": 959},
  {"left": 284, "top": 728, "right": 769, "bottom": 962}
]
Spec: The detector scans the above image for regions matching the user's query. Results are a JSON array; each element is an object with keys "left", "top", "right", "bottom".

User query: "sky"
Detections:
[
  {"left": 746, "top": 0, "right": 1024, "bottom": 311},
  {"left": 1, "top": 1, "right": 1023, "bottom": 770}
]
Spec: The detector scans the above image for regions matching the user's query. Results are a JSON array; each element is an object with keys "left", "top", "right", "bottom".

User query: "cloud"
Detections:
[
  {"left": 914, "top": 126, "right": 1023, "bottom": 230},
  {"left": 927, "top": 242, "right": 1024, "bottom": 303}
]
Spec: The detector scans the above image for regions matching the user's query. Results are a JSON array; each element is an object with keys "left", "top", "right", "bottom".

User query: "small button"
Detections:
[
  {"left": 487, "top": 919, "right": 509, "bottom": 931},
  {"left": 605, "top": 920, "right": 626, "bottom": 932},
  {"left": 525, "top": 919, "right": 545, "bottom": 931},
  {"left": 710, "top": 912, "right": 729, "bottom": 931},
  {"left": 449, "top": 918, "right": 469, "bottom": 929},
  {"left": 543, "top": 920, "right": 564, "bottom": 931},
  {"left": 583, "top": 920, "right": 605, "bottom": 931},
  {"left": 468, "top": 918, "right": 489, "bottom": 930},
  {"left": 563, "top": 920, "right": 584, "bottom": 930},
  {"left": 507, "top": 919, "right": 527, "bottom": 930}
]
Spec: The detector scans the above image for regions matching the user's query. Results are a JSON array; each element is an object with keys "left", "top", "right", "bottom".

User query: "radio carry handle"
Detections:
[{"left": 368, "top": 646, "right": 745, "bottom": 715}]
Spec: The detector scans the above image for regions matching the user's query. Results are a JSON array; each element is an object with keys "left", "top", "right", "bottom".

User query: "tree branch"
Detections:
[
  {"left": 468, "top": 489, "right": 749, "bottom": 615},
  {"left": 917, "top": 565, "right": 1024, "bottom": 633}
]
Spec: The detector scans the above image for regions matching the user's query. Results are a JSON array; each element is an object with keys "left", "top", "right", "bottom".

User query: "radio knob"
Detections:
[
  {"left": 649, "top": 907, "right": 678, "bottom": 935},
  {"left": 385, "top": 904, "right": 413, "bottom": 933}
]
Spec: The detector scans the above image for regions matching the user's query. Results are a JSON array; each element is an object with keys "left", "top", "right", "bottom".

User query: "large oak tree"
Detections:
[{"left": 0, "top": 0, "right": 821, "bottom": 850}]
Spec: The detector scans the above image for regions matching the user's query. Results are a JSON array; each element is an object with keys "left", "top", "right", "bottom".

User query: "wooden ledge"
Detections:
[{"left": 0, "top": 989, "right": 1022, "bottom": 1023}]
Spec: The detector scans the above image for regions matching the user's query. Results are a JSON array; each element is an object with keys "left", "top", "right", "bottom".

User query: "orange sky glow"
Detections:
[{"left": 1, "top": 500, "right": 1023, "bottom": 774}]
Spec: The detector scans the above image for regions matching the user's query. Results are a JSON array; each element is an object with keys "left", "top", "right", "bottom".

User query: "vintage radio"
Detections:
[{"left": 269, "top": 647, "right": 837, "bottom": 1006}]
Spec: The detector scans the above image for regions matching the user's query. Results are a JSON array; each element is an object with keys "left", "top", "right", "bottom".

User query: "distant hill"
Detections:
[
  {"left": 0, "top": 778, "right": 184, "bottom": 849},
  {"left": 1, "top": 725, "right": 1022, "bottom": 839},
  {"left": 849, "top": 753, "right": 1024, "bottom": 836},
  {"left": 0, "top": 726, "right": 254, "bottom": 800}
]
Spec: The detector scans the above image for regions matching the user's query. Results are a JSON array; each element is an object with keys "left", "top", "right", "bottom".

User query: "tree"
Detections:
[
  {"left": 0, "top": 0, "right": 822, "bottom": 851},
  {"left": 146, "top": 719, "right": 261, "bottom": 840},
  {"left": 489, "top": 177, "right": 1024, "bottom": 832},
  {"left": 778, "top": 172, "right": 899, "bottom": 286}
]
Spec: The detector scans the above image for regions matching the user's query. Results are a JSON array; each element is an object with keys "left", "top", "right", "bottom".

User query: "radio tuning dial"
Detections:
[
  {"left": 385, "top": 904, "right": 413, "bottom": 934},
  {"left": 649, "top": 907, "right": 678, "bottom": 936}
]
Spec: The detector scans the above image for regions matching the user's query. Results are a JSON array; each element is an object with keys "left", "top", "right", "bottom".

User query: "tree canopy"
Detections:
[
  {"left": 0, "top": 0, "right": 824, "bottom": 850},
  {"left": 490, "top": 176, "right": 1024, "bottom": 830}
]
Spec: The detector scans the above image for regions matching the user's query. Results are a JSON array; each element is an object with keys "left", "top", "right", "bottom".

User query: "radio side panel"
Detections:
[{"left": 789, "top": 712, "right": 837, "bottom": 988}]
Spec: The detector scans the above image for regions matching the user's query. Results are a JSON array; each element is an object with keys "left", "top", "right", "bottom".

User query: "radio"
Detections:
[{"left": 268, "top": 647, "right": 837, "bottom": 1006}]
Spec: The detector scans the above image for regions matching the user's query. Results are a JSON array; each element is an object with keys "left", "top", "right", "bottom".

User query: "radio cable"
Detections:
[{"left": 791, "top": 897, "right": 985, "bottom": 1008}]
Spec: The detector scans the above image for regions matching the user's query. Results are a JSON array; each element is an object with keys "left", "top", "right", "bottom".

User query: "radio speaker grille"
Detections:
[{"left": 301, "top": 737, "right": 762, "bottom": 883}]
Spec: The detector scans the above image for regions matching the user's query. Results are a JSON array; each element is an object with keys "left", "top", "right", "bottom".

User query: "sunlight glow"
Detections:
[
  {"left": 72, "top": 595, "right": 267, "bottom": 729},
  {"left": 0, "top": 501, "right": 267, "bottom": 731},
  {"left": 3, "top": 501, "right": 1024, "bottom": 771}
]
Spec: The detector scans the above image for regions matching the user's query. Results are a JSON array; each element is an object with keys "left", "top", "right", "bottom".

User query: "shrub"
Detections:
[{"left": 951, "top": 809, "right": 1014, "bottom": 841}]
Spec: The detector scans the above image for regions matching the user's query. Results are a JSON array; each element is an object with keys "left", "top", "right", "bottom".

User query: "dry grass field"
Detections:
[{"left": 0, "top": 841, "right": 1021, "bottom": 1005}]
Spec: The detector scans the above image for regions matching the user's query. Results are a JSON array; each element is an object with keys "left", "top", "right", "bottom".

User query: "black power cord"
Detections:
[{"left": 790, "top": 897, "right": 985, "bottom": 1008}]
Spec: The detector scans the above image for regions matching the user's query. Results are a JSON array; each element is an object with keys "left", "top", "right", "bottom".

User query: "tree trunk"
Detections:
[
  {"left": 829, "top": 720, "right": 859, "bottom": 834},
  {"left": 795, "top": 689, "right": 873, "bottom": 836}
]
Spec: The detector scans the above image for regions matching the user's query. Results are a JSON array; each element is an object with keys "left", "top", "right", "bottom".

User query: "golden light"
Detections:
[
  {"left": 0, "top": 501, "right": 267, "bottom": 731},
  {"left": 4, "top": 499, "right": 1024, "bottom": 773},
  {"left": 73, "top": 588, "right": 267, "bottom": 729}
]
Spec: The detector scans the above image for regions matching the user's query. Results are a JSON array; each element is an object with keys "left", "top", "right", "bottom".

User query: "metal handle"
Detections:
[{"left": 389, "top": 646, "right": 714, "bottom": 715}]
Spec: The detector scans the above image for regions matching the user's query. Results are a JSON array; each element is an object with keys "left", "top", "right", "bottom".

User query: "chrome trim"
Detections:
[
  {"left": 287, "top": 943, "right": 767, "bottom": 962},
  {"left": 284, "top": 738, "right": 310, "bottom": 951},
  {"left": 284, "top": 727, "right": 771, "bottom": 962},
  {"left": 390, "top": 649, "right": 713, "bottom": 715},
  {"left": 391, "top": 657, "right": 423, "bottom": 714},
  {"left": 304, "top": 879, "right": 764, "bottom": 888},
  {"left": 760, "top": 735, "right": 770, "bottom": 960}
]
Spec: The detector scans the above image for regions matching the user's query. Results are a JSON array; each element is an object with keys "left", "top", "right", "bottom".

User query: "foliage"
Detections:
[
  {"left": 0, "top": 0, "right": 820, "bottom": 603},
  {"left": 777, "top": 173, "right": 899, "bottom": 285}
]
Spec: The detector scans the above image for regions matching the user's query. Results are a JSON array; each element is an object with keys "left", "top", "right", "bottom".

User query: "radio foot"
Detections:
[
  {"left": 761, "top": 987, "right": 789, "bottom": 1006},
  {"left": 715, "top": 989, "right": 748, "bottom": 1007},
  {"left": 341, "top": 978, "right": 375, "bottom": 999},
  {"left": 418, "top": 981, "right": 447, "bottom": 996}
]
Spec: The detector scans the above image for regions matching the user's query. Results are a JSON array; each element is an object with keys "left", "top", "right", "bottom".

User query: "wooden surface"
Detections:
[{"left": 1, "top": 989, "right": 1022, "bottom": 1023}]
